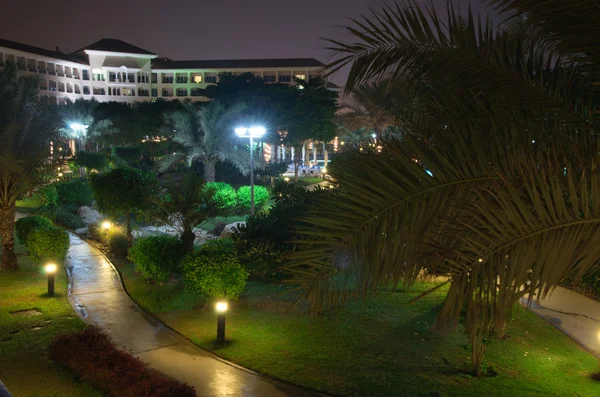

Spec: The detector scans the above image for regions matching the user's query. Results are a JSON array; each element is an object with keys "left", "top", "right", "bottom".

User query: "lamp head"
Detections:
[
  {"left": 321, "top": 168, "right": 327, "bottom": 174},
  {"left": 235, "top": 126, "right": 266, "bottom": 138},
  {"left": 215, "top": 301, "right": 228, "bottom": 313},
  {"left": 101, "top": 220, "right": 111, "bottom": 230},
  {"left": 69, "top": 122, "right": 89, "bottom": 132},
  {"left": 45, "top": 263, "right": 57, "bottom": 274}
]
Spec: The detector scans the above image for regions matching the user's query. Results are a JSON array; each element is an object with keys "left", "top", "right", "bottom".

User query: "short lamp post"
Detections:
[
  {"left": 234, "top": 126, "right": 266, "bottom": 215},
  {"left": 215, "top": 301, "right": 228, "bottom": 343},
  {"left": 45, "top": 263, "right": 57, "bottom": 297},
  {"left": 321, "top": 167, "right": 327, "bottom": 180}
]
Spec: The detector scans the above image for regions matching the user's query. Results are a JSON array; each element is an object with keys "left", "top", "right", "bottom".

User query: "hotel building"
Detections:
[{"left": 0, "top": 37, "right": 339, "bottom": 104}]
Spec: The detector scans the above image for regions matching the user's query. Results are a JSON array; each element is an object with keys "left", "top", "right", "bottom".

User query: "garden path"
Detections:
[
  {"left": 522, "top": 287, "right": 600, "bottom": 358},
  {"left": 65, "top": 233, "right": 322, "bottom": 397}
]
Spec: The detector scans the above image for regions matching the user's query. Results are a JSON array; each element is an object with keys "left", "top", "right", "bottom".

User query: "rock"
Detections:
[
  {"left": 78, "top": 206, "right": 105, "bottom": 225},
  {"left": 212, "top": 221, "right": 227, "bottom": 236},
  {"left": 219, "top": 222, "right": 245, "bottom": 239},
  {"left": 75, "top": 226, "right": 89, "bottom": 236}
]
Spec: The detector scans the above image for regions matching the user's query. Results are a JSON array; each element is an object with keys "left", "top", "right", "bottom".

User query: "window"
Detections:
[
  {"left": 295, "top": 74, "right": 306, "bottom": 80},
  {"left": 176, "top": 88, "right": 188, "bottom": 97},
  {"left": 309, "top": 74, "right": 321, "bottom": 80},
  {"left": 176, "top": 76, "right": 188, "bottom": 84},
  {"left": 162, "top": 89, "right": 173, "bottom": 97},
  {"left": 82, "top": 70, "right": 89, "bottom": 80},
  {"left": 162, "top": 76, "right": 174, "bottom": 84},
  {"left": 93, "top": 87, "right": 106, "bottom": 95},
  {"left": 279, "top": 75, "right": 291, "bottom": 83},
  {"left": 152, "top": 88, "right": 158, "bottom": 97},
  {"left": 193, "top": 75, "right": 202, "bottom": 83},
  {"left": 205, "top": 75, "right": 217, "bottom": 83},
  {"left": 83, "top": 86, "right": 90, "bottom": 95},
  {"left": 191, "top": 88, "right": 202, "bottom": 96},
  {"left": 152, "top": 73, "right": 158, "bottom": 83},
  {"left": 264, "top": 75, "right": 276, "bottom": 82}
]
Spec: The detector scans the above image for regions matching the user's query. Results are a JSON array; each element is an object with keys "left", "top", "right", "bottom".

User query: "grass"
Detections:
[
  {"left": 118, "top": 263, "right": 600, "bottom": 397},
  {"left": 294, "top": 177, "right": 324, "bottom": 186},
  {"left": 16, "top": 195, "right": 43, "bottom": 210},
  {"left": 0, "top": 242, "right": 102, "bottom": 397}
]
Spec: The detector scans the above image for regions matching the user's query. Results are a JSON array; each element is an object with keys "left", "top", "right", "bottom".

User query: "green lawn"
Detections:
[
  {"left": 0, "top": 242, "right": 102, "bottom": 397},
  {"left": 15, "top": 195, "right": 43, "bottom": 210},
  {"left": 118, "top": 262, "right": 600, "bottom": 397},
  {"left": 294, "top": 177, "right": 324, "bottom": 186}
]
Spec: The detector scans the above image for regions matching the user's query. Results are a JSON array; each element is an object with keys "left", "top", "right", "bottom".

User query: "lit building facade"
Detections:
[{"left": 0, "top": 37, "right": 339, "bottom": 105}]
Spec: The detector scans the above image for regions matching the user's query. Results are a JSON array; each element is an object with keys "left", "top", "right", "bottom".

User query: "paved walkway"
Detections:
[
  {"left": 522, "top": 286, "right": 600, "bottom": 357},
  {"left": 65, "top": 233, "right": 321, "bottom": 397}
]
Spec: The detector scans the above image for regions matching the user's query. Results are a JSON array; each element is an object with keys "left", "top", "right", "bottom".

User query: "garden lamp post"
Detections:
[
  {"left": 235, "top": 126, "right": 266, "bottom": 215},
  {"left": 45, "top": 263, "right": 57, "bottom": 297},
  {"left": 215, "top": 301, "right": 228, "bottom": 343}
]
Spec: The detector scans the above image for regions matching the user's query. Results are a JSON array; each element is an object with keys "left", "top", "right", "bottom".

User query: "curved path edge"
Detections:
[{"left": 65, "top": 232, "right": 326, "bottom": 397}]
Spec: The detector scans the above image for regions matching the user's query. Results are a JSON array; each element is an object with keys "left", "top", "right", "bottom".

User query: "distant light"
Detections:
[
  {"left": 101, "top": 221, "right": 111, "bottom": 230},
  {"left": 478, "top": 258, "right": 483, "bottom": 263},
  {"left": 69, "top": 122, "right": 89, "bottom": 132},
  {"left": 215, "top": 301, "right": 228, "bottom": 313},
  {"left": 235, "top": 127, "right": 247, "bottom": 137},
  {"left": 425, "top": 169, "right": 434, "bottom": 177},
  {"left": 57, "top": 172, "right": 63, "bottom": 177},
  {"left": 45, "top": 263, "right": 57, "bottom": 273},
  {"left": 532, "top": 140, "right": 536, "bottom": 143},
  {"left": 321, "top": 168, "right": 327, "bottom": 174},
  {"left": 341, "top": 141, "right": 345, "bottom": 145},
  {"left": 371, "top": 133, "right": 376, "bottom": 138},
  {"left": 284, "top": 177, "right": 290, "bottom": 182},
  {"left": 249, "top": 126, "right": 266, "bottom": 137}
]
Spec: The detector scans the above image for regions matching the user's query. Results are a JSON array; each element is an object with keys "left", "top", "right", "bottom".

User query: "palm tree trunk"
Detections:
[
  {"left": 182, "top": 227, "right": 195, "bottom": 253},
  {"left": 294, "top": 144, "right": 302, "bottom": 182},
  {"left": 126, "top": 213, "right": 132, "bottom": 247},
  {"left": 203, "top": 159, "right": 217, "bottom": 182},
  {"left": 323, "top": 143, "right": 328, "bottom": 167},
  {"left": 0, "top": 205, "right": 18, "bottom": 271}
]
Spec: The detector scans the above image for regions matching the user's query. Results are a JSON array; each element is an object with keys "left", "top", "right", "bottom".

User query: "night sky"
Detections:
[{"left": 1, "top": 0, "right": 491, "bottom": 86}]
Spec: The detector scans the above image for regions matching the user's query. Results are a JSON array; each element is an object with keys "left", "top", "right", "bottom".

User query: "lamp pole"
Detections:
[
  {"left": 215, "top": 301, "right": 228, "bottom": 343},
  {"left": 235, "top": 126, "right": 266, "bottom": 216},
  {"left": 45, "top": 263, "right": 57, "bottom": 297}
]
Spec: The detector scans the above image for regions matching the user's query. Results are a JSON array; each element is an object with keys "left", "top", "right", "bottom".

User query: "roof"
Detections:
[
  {"left": 0, "top": 38, "right": 87, "bottom": 64},
  {"left": 76, "top": 38, "right": 156, "bottom": 56},
  {"left": 327, "top": 81, "right": 341, "bottom": 89},
  {"left": 152, "top": 58, "right": 325, "bottom": 70}
]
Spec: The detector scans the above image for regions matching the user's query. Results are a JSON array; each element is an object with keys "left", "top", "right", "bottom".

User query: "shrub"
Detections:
[
  {"left": 51, "top": 327, "right": 195, "bottom": 397},
  {"left": 128, "top": 235, "right": 185, "bottom": 282},
  {"left": 75, "top": 151, "right": 107, "bottom": 171},
  {"left": 38, "top": 185, "right": 59, "bottom": 207},
  {"left": 205, "top": 182, "right": 237, "bottom": 210},
  {"left": 107, "top": 226, "right": 129, "bottom": 257},
  {"left": 53, "top": 206, "right": 85, "bottom": 229},
  {"left": 236, "top": 240, "right": 283, "bottom": 278},
  {"left": 200, "top": 237, "right": 234, "bottom": 253},
  {"left": 15, "top": 216, "right": 54, "bottom": 244},
  {"left": 87, "top": 222, "right": 103, "bottom": 242},
  {"left": 27, "top": 226, "right": 70, "bottom": 263},
  {"left": 55, "top": 179, "right": 93, "bottom": 207},
  {"left": 237, "top": 185, "right": 269, "bottom": 209},
  {"left": 183, "top": 250, "right": 248, "bottom": 301}
]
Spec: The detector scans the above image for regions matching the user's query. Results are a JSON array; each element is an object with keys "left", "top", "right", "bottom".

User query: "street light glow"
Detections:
[
  {"left": 216, "top": 301, "right": 228, "bottom": 313},
  {"left": 101, "top": 220, "right": 111, "bottom": 230},
  {"left": 45, "top": 263, "right": 57, "bottom": 274},
  {"left": 69, "top": 123, "right": 89, "bottom": 132},
  {"left": 235, "top": 126, "right": 266, "bottom": 138}
]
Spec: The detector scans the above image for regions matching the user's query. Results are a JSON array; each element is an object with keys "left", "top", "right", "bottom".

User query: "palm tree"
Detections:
[
  {"left": 148, "top": 171, "right": 222, "bottom": 252},
  {"left": 283, "top": 0, "right": 600, "bottom": 373},
  {"left": 0, "top": 64, "right": 59, "bottom": 271},
  {"left": 161, "top": 101, "right": 251, "bottom": 182},
  {"left": 338, "top": 80, "right": 397, "bottom": 136}
]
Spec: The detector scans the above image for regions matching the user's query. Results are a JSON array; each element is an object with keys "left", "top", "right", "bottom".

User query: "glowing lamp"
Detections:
[
  {"left": 215, "top": 301, "right": 228, "bottom": 343},
  {"left": 234, "top": 126, "right": 266, "bottom": 215},
  {"left": 216, "top": 301, "right": 228, "bottom": 313},
  {"left": 284, "top": 177, "right": 290, "bottom": 182},
  {"left": 101, "top": 221, "right": 111, "bottom": 230},
  {"left": 45, "top": 263, "right": 57, "bottom": 297},
  {"left": 69, "top": 122, "right": 89, "bottom": 132},
  {"left": 45, "top": 263, "right": 57, "bottom": 273}
]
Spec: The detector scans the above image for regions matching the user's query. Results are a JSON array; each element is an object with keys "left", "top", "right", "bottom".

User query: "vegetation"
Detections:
[
  {"left": 236, "top": 185, "right": 269, "bottom": 209},
  {"left": 74, "top": 151, "right": 107, "bottom": 172},
  {"left": 147, "top": 171, "right": 222, "bottom": 252},
  {"left": 0, "top": 63, "right": 60, "bottom": 270},
  {"left": 128, "top": 235, "right": 185, "bottom": 283},
  {"left": 54, "top": 178, "right": 93, "bottom": 207},
  {"left": 284, "top": 0, "right": 600, "bottom": 373},
  {"left": 205, "top": 182, "right": 237, "bottom": 210},
  {"left": 38, "top": 185, "right": 59, "bottom": 207},
  {"left": 15, "top": 216, "right": 53, "bottom": 244},
  {"left": 90, "top": 167, "right": 154, "bottom": 245},
  {"left": 182, "top": 248, "right": 248, "bottom": 302},
  {"left": 26, "top": 226, "right": 70, "bottom": 263},
  {"left": 0, "top": 240, "right": 102, "bottom": 396},
  {"left": 51, "top": 327, "right": 196, "bottom": 397}
]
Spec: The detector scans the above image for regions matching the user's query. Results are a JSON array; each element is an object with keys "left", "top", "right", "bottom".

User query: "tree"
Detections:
[
  {"left": 0, "top": 64, "right": 59, "bottom": 271},
  {"left": 284, "top": 0, "right": 600, "bottom": 374},
  {"left": 90, "top": 168, "right": 154, "bottom": 245},
  {"left": 283, "top": 78, "right": 338, "bottom": 181},
  {"left": 161, "top": 100, "right": 251, "bottom": 182},
  {"left": 148, "top": 171, "right": 222, "bottom": 252}
]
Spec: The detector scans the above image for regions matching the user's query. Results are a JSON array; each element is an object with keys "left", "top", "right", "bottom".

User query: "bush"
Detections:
[
  {"left": 55, "top": 179, "right": 93, "bottom": 207},
  {"left": 236, "top": 240, "right": 283, "bottom": 278},
  {"left": 75, "top": 151, "right": 107, "bottom": 171},
  {"left": 38, "top": 185, "right": 59, "bottom": 207},
  {"left": 27, "top": 226, "right": 70, "bottom": 262},
  {"left": 107, "top": 225, "right": 129, "bottom": 257},
  {"left": 237, "top": 185, "right": 269, "bottom": 209},
  {"left": 183, "top": 250, "right": 248, "bottom": 301},
  {"left": 200, "top": 237, "right": 234, "bottom": 253},
  {"left": 128, "top": 235, "right": 184, "bottom": 282},
  {"left": 51, "top": 327, "right": 195, "bottom": 397},
  {"left": 15, "top": 216, "right": 54, "bottom": 244},
  {"left": 39, "top": 205, "right": 85, "bottom": 229},
  {"left": 205, "top": 182, "right": 237, "bottom": 210}
]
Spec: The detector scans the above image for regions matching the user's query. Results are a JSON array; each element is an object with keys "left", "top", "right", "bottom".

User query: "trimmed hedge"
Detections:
[
  {"left": 237, "top": 185, "right": 269, "bottom": 209},
  {"left": 15, "top": 216, "right": 53, "bottom": 244},
  {"left": 75, "top": 151, "right": 107, "bottom": 171},
  {"left": 55, "top": 179, "right": 93, "bottom": 207},
  {"left": 128, "top": 235, "right": 185, "bottom": 282},
  {"left": 51, "top": 327, "right": 195, "bottom": 397},
  {"left": 39, "top": 185, "right": 59, "bottom": 207},
  {"left": 183, "top": 250, "right": 248, "bottom": 301},
  {"left": 205, "top": 182, "right": 237, "bottom": 210},
  {"left": 27, "top": 226, "right": 70, "bottom": 263}
]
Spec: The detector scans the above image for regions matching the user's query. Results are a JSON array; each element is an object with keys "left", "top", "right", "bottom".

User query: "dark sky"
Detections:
[{"left": 0, "top": 0, "right": 491, "bottom": 86}]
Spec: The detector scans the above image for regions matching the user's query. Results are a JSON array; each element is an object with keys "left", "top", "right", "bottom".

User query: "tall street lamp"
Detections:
[{"left": 235, "top": 126, "right": 266, "bottom": 215}]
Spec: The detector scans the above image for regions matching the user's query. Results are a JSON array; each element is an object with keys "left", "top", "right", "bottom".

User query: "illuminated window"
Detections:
[
  {"left": 295, "top": 74, "right": 306, "bottom": 80},
  {"left": 194, "top": 75, "right": 202, "bottom": 83}
]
